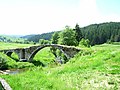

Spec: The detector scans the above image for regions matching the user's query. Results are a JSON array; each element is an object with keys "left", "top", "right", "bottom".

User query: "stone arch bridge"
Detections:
[{"left": 0, "top": 44, "right": 80, "bottom": 61}]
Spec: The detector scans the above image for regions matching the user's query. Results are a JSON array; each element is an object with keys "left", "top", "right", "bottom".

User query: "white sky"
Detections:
[{"left": 0, "top": 0, "right": 120, "bottom": 35}]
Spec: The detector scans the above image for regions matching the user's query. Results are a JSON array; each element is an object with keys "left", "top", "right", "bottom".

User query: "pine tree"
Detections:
[{"left": 74, "top": 24, "right": 83, "bottom": 43}]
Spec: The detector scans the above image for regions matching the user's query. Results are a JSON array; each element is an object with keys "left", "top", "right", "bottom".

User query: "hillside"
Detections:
[
  {"left": 21, "top": 32, "right": 55, "bottom": 42},
  {"left": 22, "top": 22, "right": 120, "bottom": 45},
  {"left": 0, "top": 43, "right": 120, "bottom": 89},
  {"left": 81, "top": 22, "right": 120, "bottom": 45},
  {"left": 0, "top": 35, "right": 28, "bottom": 43}
]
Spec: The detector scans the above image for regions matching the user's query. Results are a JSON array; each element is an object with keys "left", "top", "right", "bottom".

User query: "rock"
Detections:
[
  {"left": 0, "top": 70, "right": 9, "bottom": 75},
  {"left": 0, "top": 78, "right": 12, "bottom": 90}
]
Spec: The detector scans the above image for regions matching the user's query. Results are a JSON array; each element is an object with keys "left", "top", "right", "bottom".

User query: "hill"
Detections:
[
  {"left": 0, "top": 35, "right": 27, "bottom": 43},
  {"left": 21, "top": 32, "right": 55, "bottom": 42},
  {"left": 21, "top": 22, "right": 120, "bottom": 45}
]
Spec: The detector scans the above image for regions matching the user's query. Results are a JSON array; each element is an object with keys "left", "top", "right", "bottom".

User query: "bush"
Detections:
[
  {"left": 79, "top": 38, "right": 90, "bottom": 47},
  {"left": 16, "top": 62, "right": 34, "bottom": 69},
  {"left": 106, "top": 39, "right": 113, "bottom": 44},
  {"left": 0, "top": 53, "right": 35, "bottom": 70},
  {"left": 59, "top": 26, "right": 78, "bottom": 46},
  {"left": 0, "top": 53, "right": 8, "bottom": 70},
  {"left": 39, "top": 39, "right": 51, "bottom": 45}
]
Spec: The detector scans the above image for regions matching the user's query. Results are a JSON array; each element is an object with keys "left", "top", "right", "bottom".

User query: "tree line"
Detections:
[{"left": 29, "top": 22, "right": 120, "bottom": 46}]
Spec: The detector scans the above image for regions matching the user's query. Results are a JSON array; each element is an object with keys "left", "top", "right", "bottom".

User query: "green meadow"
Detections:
[
  {"left": 0, "top": 42, "right": 33, "bottom": 50},
  {"left": 0, "top": 42, "right": 120, "bottom": 90}
]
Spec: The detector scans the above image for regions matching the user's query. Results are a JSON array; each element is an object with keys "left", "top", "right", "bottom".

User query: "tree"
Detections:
[
  {"left": 74, "top": 24, "right": 83, "bottom": 43},
  {"left": 39, "top": 39, "right": 51, "bottom": 45},
  {"left": 114, "top": 35, "right": 120, "bottom": 42},
  {"left": 79, "top": 38, "right": 90, "bottom": 47},
  {"left": 51, "top": 32, "right": 60, "bottom": 44},
  {"left": 59, "top": 26, "right": 78, "bottom": 46},
  {"left": 50, "top": 32, "right": 60, "bottom": 58},
  {"left": 0, "top": 53, "right": 8, "bottom": 70}
]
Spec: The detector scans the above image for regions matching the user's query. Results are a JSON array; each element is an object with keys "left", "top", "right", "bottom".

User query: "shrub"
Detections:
[
  {"left": 79, "top": 38, "right": 90, "bottom": 47},
  {"left": 0, "top": 53, "right": 8, "bottom": 70}
]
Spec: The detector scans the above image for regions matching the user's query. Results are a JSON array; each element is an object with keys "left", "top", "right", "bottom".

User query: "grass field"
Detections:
[
  {"left": 0, "top": 42, "right": 33, "bottom": 50},
  {"left": 0, "top": 42, "right": 120, "bottom": 90}
]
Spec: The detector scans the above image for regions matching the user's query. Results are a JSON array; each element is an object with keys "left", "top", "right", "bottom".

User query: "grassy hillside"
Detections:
[{"left": 0, "top": 43, "right": 120, "bottom": 90}]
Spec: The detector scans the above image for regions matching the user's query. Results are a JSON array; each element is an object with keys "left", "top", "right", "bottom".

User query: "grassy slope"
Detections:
[{"left": 0, "top": 43, "right": 120, "bottom": 90}]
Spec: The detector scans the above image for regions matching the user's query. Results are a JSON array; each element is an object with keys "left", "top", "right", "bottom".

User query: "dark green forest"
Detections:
[{"left": 81, "top": 22, "right": 120, "bottom": 45}]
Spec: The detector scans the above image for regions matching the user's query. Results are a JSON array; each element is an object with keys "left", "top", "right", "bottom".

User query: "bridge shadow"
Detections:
[{"left": 30, "top": 60, "right": 45, "bottom": 67}]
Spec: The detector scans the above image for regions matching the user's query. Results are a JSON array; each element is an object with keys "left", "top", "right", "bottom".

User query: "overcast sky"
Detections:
[{"left": 0, "top": 0, "right": 120, "bottom": 35}]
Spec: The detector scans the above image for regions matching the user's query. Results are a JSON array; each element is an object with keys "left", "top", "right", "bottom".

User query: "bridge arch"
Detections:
[
  {"left": 28, "top": 45, "right": 68, "bottom": 61},
  {"left": 5, "top": 50, "right": 20, "bottom": 61},
  {"left": 6, "top": 51, "right": 13, "bottom": 57}
]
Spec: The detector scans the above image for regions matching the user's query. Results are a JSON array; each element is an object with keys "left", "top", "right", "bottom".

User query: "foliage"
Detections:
[
  {"left": 51, "top": 32, "right": 60, "bottom": 44},
  {"left": 0, "top": 52, "right": 18, "bottom": 70},
  {"left": 81, "top": 22, "right": 120, "bottom": 45},
  {"left": 0, "top": 53, "right": 8, "bottom": 70},
  {"left": 39, "top": 39, "right": 51, "bottom": 45},
  {"left": 59, "top": 26, "right": 78, "bottom": 46},
  {"left": 79, "top": 38, "right": 90, "bottom": 47},
  {"left": 0, "top": 52, "right": 34, "bottom": 70},
  {"left": 74, "top": 24, "right": 83, "bottom": 43},
  {"left": 51, "top": 32, "right": 60, "bottom": 58},
  {"left": 16, "top": 62, "right": 34, "bottom": 69}
]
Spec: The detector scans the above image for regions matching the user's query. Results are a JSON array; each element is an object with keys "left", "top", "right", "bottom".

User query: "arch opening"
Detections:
[
  {"left": 32, "top": 47, "right": 55, "bottom": 66},
  {"left": 6, "top": 51, "right": 13, "bottom": 57},
  {"left": 29, "top": 45, "right": 68, "bottom": 65},
  {"left": 11, "top": 52, "right": 19, "bottom": 62},
  {"left": 6, "top": 51, "right": 19, "bottom": 62}
]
